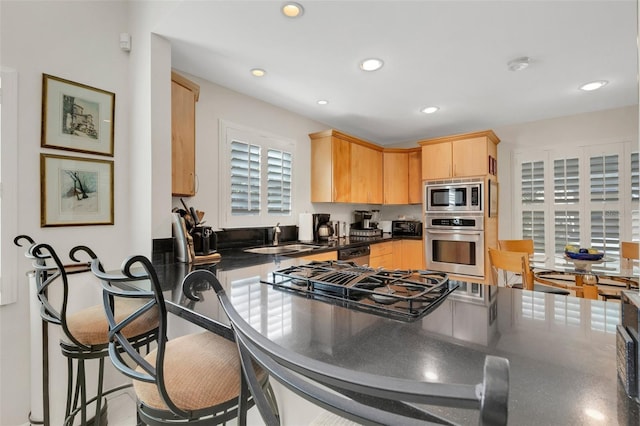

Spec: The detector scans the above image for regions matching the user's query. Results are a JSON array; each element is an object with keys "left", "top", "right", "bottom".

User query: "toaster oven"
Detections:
[{"left": 391, "top": 220, "right": 423, "bottom": 237}]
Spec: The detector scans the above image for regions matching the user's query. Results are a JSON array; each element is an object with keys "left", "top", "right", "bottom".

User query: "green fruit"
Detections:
[{"left": 565, "top": 245, "right": 579, "bottom": 253}]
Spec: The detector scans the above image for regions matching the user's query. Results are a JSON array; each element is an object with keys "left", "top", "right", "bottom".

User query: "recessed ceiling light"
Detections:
[
  {"left": 420, "top": 106, "right": 439, "bottom": 114},
  {"left": 250, "top": 68, "right": 266, "bottom": 77},
  {"left": 317, "top": 100, "right": 329, "bottom": 105},
  {"left": 282, "top": 2, "right": 304, "bottom": 18},
  {"left": 507, "top": 56, "right": 530, "bottom": 72},
  {"left": 359, "top": 58, "right": 384, "bottom": 72},
  {"left": 579, "top": 80, "right": 608, "bottom": 91}
]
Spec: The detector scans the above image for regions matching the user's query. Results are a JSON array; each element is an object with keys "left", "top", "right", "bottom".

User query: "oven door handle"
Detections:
[{"left": 426, "top": 230, "right": 482, "bottom": 236}]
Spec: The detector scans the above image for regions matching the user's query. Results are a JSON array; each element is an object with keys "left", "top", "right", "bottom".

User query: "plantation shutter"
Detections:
[
  {"left": 588, "top": 153, "right": 620, "bottom": 255},
  {"left": 522, "top": 211, "right": 545, "bottom": 254},
  {"left": 590, "top": 154, "right": 619, "bottom": 202},
  {"left": 554, "top": 210, "right": 580, "bottom": 253},
  {"left": 522, "top": 160, "right": 545, "bottom": 203},
  {"left": 267, "top": 149, "right": 292, "bottom": 214},
  {"left": 230, "top": 140, "right": 261, "bottom": 215},
  {"left": 521, "top": 160, "right": 545, "bottom": 253},
  {"left": 554, "top": 158, "right": 579, "bottom": 203},
  {"left": 632, "top": 152, "right": 640, "bottom": 240}
]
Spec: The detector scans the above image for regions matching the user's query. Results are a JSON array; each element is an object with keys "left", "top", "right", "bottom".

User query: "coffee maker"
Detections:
[
  {"left": 312, "top": 213, "right": 332, "bottom": 241},
  {"left": 354, "top": 210, "right": 373, "bottom": 229}
]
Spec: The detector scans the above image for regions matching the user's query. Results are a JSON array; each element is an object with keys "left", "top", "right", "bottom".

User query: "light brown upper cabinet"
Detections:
[
  {"left": 383, "top": 150, "right": 409, "bottom": 204},
  {"left": 419, "top": 130, "right": 500, "bottom": 180},
  {"left": 310, "top": 130, "right": 382, "bottom": 203},
  {"left": 383, "top": 148, "right": 422, "bottom": 205},
  {"left": 407, "top": 149, "right": 422, "bottom": 203},
  {"left": 310, "top": 130, "right": 351, "bottom": 202},
  {"left": 351, "top": 142, "right": 383, "bottom": 204},
  {"left": 171, "top": 71, "right": 200, "bottom": 197}
]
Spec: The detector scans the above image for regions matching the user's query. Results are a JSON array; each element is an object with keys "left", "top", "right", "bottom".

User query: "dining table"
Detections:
[{"left": 531, "top": 253, "right": 639, "bottom": 299}]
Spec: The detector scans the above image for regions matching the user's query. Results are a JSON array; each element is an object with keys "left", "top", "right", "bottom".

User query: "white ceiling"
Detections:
[{"left": 155, "top": 0, "right": 638, "bottom": 145}]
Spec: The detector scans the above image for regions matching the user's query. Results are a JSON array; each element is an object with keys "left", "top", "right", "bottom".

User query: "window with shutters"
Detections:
[
  {"left": 220, "top": 121, "right": 295, "bottom": 228},
  {"left": 631, "top": 152, "right": 639, "bottom": 240},
  {"left": 514, "top": 142, "right": 635, "bottom": 258}
]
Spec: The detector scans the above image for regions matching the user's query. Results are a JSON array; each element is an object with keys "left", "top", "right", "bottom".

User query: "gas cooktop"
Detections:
[{"left": 262, "top": 261, "right": 456, "bottom": 322}]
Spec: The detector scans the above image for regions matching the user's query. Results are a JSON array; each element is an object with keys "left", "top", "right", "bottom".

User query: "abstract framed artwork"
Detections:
[
  {"left": 41, "top": 154, "right": 114, "bottom": 227},
  {"left": 41, "top": 74, "right": 115, "bottom": 156}
]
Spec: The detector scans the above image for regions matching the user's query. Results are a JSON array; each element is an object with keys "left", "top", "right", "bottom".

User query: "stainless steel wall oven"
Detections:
[{"left": 425, "top": 213, "right": 485, "bottom": 277}]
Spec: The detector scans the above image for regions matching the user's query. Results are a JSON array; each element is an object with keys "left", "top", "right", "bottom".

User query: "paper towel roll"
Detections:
[{"left": 299, "top": 213, "right": 314, "bottom": 242}]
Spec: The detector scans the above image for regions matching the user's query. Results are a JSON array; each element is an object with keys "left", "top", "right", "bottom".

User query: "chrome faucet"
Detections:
[{"left": 273, "top": 223, "right": 281, "bottom": 246}]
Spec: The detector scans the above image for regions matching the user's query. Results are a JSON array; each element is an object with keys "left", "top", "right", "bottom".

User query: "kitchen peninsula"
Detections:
[{"left": 148, "top": 250, "right": 639, "bottom": 425}]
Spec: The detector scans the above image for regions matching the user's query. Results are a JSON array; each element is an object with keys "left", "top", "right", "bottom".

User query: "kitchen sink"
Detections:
[{"left": 244, "top": 244, "right": 320, "bottom": 255}]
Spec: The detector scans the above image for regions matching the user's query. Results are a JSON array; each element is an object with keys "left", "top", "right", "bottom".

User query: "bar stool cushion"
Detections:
[
  {"left": 66, "top": 298, "right": 159, "bottom": 346},
  {"left": 134, "top": 331, "right": 262, "bottom": 412}
]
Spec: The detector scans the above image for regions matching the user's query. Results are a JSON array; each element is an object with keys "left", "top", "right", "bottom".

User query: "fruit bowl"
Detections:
[{"left": 564, "top": 250, "right": 604, "bottom": 261}]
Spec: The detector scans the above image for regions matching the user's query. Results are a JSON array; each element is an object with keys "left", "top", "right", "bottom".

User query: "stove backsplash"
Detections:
[{"left": 216, "top": 225, "right": 299, "bottom": 250}]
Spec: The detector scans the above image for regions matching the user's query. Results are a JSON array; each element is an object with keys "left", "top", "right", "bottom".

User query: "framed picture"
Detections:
[
  {"left": 41, "top": 154, "right": 114, "bottom": 227},
  {"left": 41, "top": 74, "right": 115, "bottom": 156}
]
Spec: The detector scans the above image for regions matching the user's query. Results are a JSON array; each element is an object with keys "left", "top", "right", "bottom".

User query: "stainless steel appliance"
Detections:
[
  {"left": 337, "top": 245, "right": 371, "bottom": 266},
  {"left": 391, "top": 220, "right": 422, "bottom": 237},
  {"left": 425, "top": 213, "right": 485, "bottom": 277},
  {"left": 425, "top": 180, "right": 482, "bottom": 212},
  {"left": 354, "top": 210, "right": 373, "bottom": 229},
  {"left": 262, "top": 261, "right": 454, "bottom": 321}
]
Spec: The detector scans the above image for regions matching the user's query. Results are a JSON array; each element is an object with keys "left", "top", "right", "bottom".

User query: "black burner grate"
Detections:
[{"left": 262, "top": 261, "right": 456, "bottom": 322}]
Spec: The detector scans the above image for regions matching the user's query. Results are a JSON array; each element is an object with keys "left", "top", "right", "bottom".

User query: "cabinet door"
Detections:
[
  {"left": 171, "top": 81, "right": 196, "bottom": 196},
  {"left": 332, "top": 137, "right": 351, "bottom": 202},
  {"left": 408, "top": 150, "right": 422, "bottom": 204},
  {"left": 452, "top": 137, "right": 488, "bottom": 177},
  {"left": 351, "top": 144, "right": 382, "bottom": 203},
  {"left": 383, "top": 152, "right": 408, "bottom": 204},
  {"left": 311, "top": 136, "right": 350, "bottom": 202},
  {"left": 300, "top": 251, "right": 337, "bottom": 262},
  {"left": 422, "top": 143, "right": 452, "bottom": 180},
  {"left": 370, "top": 242, "right": 394, "bottom": 269},
  {"left": 401, "top": 239, "right": 424, "bottom": 270}
]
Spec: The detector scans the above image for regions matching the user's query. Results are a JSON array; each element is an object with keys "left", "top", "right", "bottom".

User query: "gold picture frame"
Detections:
[
  {"left": 41, "top": 154, "right": 114, "bottom": 227},
  {"left": 41, "top": 74, "right": 115, "bottom": 156}
]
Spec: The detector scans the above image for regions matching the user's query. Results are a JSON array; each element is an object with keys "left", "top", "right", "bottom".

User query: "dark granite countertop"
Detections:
[
  {"left": 210, "top": 234, "right": 418, "bottom": 270},
  {"left": 145, "top": 253, "right": 640, "bottom": 425}
]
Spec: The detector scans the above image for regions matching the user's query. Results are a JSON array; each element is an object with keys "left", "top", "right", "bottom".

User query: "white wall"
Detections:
[
  {"left": 0, "top": 1, "right": 176, "bottom": 424},
  {"left": 493, "top": 105, "right": 639, "bottom": 240},
  {"left": 171, "top": 72, "right": 330, "bottom": 228}
]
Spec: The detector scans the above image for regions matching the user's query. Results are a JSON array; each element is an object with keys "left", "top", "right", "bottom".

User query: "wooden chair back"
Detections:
[
  {"left": 488, "top": 248, "right": 533, "bottom": 290},
  {"left": 621, "top": 241, "right": 639, "bottom": 260},
  {"left": 498, "top": 239, "right": 534, "bottom": 255}
]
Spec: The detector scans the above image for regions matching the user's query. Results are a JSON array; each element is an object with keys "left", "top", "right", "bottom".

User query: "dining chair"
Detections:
[
  {"left": 91, "top": 254, "right": 275, "bottom": 425},
  {"left": 184, "top": 269, "right": 511, "bottom": 426},
  {"left": 14, "top": 236, "right": 159, "bottom": 425},
  {"left": 621, "top": 241, "right": 640, "bottom": 261},
  {"left": 496, "top": 240, "right": 535, "bottom": 287},
  {"left": 488, "top": 248, "right": 570, "bottom": 295},
  {"left": 497, "top": 239, "right": 534, "bottom": 255}
]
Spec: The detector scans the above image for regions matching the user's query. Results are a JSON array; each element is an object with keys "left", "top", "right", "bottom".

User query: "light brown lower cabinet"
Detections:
[
  {"left": 299, "top": 251, "right": 337, "bottom": 262},
  {"left": 395, "top": 239, "right": 425, "bottom": 270},
  {"left": 369, "top": 241, "right": 394, "bottom": 269}
]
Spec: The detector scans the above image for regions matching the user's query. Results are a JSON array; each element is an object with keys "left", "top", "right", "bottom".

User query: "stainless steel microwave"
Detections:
[{"left": 425, "top": 181, "right": 482, "bottom": 212}]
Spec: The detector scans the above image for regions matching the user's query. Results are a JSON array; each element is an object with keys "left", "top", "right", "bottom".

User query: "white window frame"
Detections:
[
  {"left": 219, "top": 120, "right": 296, "bottom": 228},
  {"left": 512, "top": 141, "right": 637, "bottom": 258},
  {"left": 0, "top": 68, "right": 19, "bottom": 305}
]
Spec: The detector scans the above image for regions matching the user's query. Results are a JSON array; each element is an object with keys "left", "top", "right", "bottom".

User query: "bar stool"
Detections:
[
  {"left": 15, "top": 236, "right": 159, "bottom": 425},
  {"left": 91, "top": 254, "right": 277, "bottom": 425}
]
